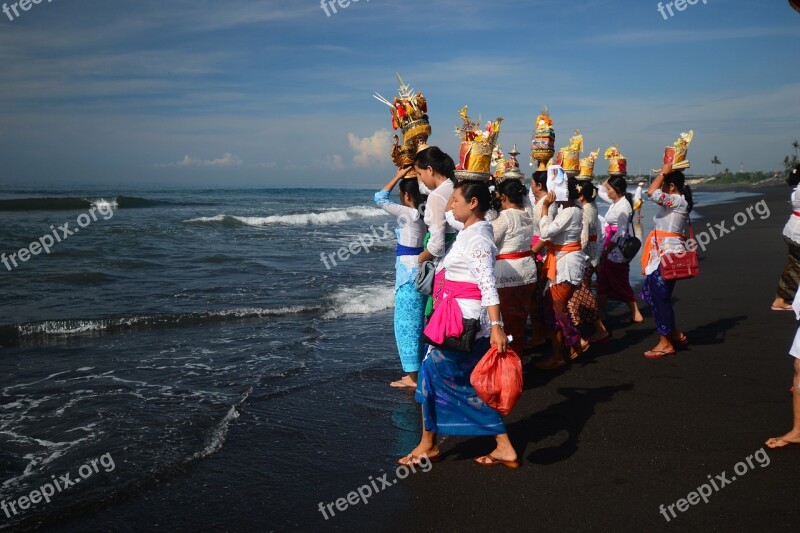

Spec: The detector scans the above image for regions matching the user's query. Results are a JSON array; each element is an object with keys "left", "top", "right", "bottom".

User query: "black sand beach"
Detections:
[
  {"left": 329, "top": 184, "right": 800, "bottom": 532},
  {"left": 28, "top": 185, "right": 799, "bottom": 533}
]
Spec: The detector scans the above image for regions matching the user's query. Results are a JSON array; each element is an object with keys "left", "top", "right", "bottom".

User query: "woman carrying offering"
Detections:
[
  {"left": 570, "top": 181, "right": 610, "bottom": 343},
  {"left": 399, "top": 180, "right": 518, "bottom": 469},
  {"left": 639, "top": 163, "right": 692, "bottom": 358},
  {"left": 527, "top": 171, "right": 557, "bottom": 348},
  {"left": 492, "top": 179, "right": 536, "bottom": 355},
  {"left": 374, "top": 166, "right": 428, "bottom": 388},
  {"left": 533, "top": 176, "right": 591, "bottom": 369},
  {"left": 596, "top": 177, "right": 644, "bottom": 323},
  {"left": 414, "top": 146, "right": 457, "bottom": 316}
]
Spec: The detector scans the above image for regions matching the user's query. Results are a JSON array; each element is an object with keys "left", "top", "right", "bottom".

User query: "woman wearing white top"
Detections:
[
  {"left": 399, "top": 180, "right": 518, "bottom": 469},
  {"left": 596, "top": 176, "right": 644, "bottom": 323},
  {"left": 413, "top": 146, "right": 458, "bottom": 317},
  {"left": 374, "top": 166, "right": 428, "bottom": 388},
  {"left": 527, "top": 171, "right": 557, "bottom": 348},
  {"left": 569, "top": 181, "right": 610, "bottom": 343},
  {"left": 532, "top": 177, "right": 591, "bottom": 369},
  {"left": 772, "top": 165, "right": 800, "bottom": 311},
  {"left": 638, "top": 163, "right": 692, "bottom": 358},
  {"left": 491, "top": 179, "right": 536, "bottom": 355}
]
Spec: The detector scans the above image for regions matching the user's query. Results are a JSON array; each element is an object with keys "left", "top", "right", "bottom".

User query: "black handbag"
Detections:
[
  {"left": 616, "top": 220, "right": 641, "bottom": 262},
  {"left": 422, "top": 318, "right": 480, "bottom": 353}
]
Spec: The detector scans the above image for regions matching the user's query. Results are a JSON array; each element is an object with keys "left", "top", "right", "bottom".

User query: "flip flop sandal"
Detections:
[
  {"left": 771, "top": 306, "right": 794, "bottom": 311},
  {"left": 644, "top": 349, "right": 676, "bottom": 359},
  {"left": 396, "top": 452, "right": 443, "bottom": 466},
  {"left": 535, "top": 358, "right": 567, "bottom": 370},
  {"left": 474, "top": 454, "right": 521, "bottom": 469}
]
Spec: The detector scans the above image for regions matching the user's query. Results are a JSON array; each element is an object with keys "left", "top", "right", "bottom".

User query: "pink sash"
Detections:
[
  {"left": 422, "top": 280, "right": 482, "bottom": 344},
  {"left": 603, "top": 224, "right": 619, "bottom": 249},
  {"left": 531, "top": 235, "right": 544, "bottom": 261}
]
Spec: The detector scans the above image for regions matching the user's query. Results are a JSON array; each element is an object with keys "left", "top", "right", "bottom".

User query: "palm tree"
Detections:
[
  {"left": 711, "top": 155, "right": 721, "bottom": 176},
  {"left": 793, "top": 140, "right": 799, "bottom": 159}
]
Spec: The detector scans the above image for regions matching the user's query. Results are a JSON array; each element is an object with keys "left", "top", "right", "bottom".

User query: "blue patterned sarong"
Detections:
[
  {"left": 639, "top": 267, "right": 676, "bottom": 335},
  {"left": 394, "top": 281, "right": 426, "bottom": 373},
  {"left": 415, "top": 337, "right": 506, "bottom": 436}
]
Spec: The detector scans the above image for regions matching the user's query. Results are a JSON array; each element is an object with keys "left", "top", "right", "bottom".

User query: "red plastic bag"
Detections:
[{"left": 470, "top": 345, "right": 523, "bottom": 416}]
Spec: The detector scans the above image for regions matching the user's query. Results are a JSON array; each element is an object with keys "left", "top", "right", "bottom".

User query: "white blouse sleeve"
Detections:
[
  {"left": 597, "top": 186, "right": 612, "bottom": 204},
  {"left": 466, "top": 235, "right": 500, "bottom": 308},
  {"left": 425, "top": 190, "right": 448, "bottom": 257},
  {"left": 374, "top": 190, "right": 420, "bottom": 221},
  {"left": 539, "top": 209, "right": 572, "bottom": 241}
]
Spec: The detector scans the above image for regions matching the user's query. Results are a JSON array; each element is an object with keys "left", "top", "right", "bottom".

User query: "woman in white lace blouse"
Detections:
[
  {"left": 596, "top": 176, "right": 644, "bottom": 324},
  {"left": 533, "top": 176, "right": 591, "bottom": 369},
  {"left": 399, "top": 180, "right": 519, "bottom": 469},
  {"left": 413, "top": 146, "right": 458, "bottom": 317},
  {"left": 491, "top": 179, "right": 536, "bottom": 355}
]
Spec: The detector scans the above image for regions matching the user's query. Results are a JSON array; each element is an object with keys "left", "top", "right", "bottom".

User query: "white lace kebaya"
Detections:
[{"left": 441, "top": 220, "right": 500, "bottom": 339}]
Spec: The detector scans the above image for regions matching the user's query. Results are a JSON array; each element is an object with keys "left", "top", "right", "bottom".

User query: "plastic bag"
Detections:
[{"left": 470, "top": 345, "right": 523, "bottom": 416}]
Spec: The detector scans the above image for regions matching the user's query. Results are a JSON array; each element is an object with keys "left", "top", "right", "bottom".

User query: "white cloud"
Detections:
[
  {"left": 348, "top": 130, "right": 392, "bottom": 167},
  {"left": 164, "top": 152, "right": 243, "bottom": 167}
]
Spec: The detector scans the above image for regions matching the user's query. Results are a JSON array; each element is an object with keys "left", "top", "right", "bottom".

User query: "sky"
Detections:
[{"left": 0, "top": 0, "right": 798, "bottom": 189}]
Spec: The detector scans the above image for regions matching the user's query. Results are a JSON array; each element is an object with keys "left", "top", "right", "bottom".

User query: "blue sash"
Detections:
[{"left": 396, "top": 244, "right": 424, "bottom": 257}]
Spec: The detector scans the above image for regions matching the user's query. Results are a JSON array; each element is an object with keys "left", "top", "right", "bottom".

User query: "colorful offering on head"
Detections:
[
  {"left": 664, "top": 130, "right": 694, "bottom": 170},
  {"left": 558, "top": 130, "right": 583, "bottom": 174},
  {"left": 605, "top": 144, "right": 627, "bottom": 176},
  {"left": 496, "top": 144, "right": 524, "bottom": 182},
  {"left": 373, "top": 74, "right": 431, "bottom": 171},
  {"left": 579, "top": 148, "right": 600, "bottom": 178},
  {"left": 530, "top": 107, "right": 555, "bottom": 170},
  {"left": 454, "top": 106, "right": 502, "bottom": 182}
]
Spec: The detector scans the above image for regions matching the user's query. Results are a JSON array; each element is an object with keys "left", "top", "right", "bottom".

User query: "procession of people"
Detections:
[{"left": 372, "top": 78, "right": 798, "bottom": 466}]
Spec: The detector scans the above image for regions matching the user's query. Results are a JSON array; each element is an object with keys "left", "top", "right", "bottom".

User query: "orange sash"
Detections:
[
  {"left": 641, "top": 230, "right": 684, "bottom": 271},
  {"left": 543, "top": 241, "right": 582, "bottom": 281}
]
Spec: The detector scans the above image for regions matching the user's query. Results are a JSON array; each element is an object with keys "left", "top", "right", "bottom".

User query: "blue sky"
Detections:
[{"left": 0, "top": 0, "right": 798, "bottom": 188}]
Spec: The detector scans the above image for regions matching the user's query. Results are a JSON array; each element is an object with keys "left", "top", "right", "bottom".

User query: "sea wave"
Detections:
[
  {"left": 322, "top": 285, "right": 395, "bottom": 319},
  {"left": 0, "top": 306, "right": 320, "bottom": 346},
  {"left": 183, "top": 206, "right": 387, "bottom": 227},
  {"left": 0, "top": 195, "right": 181, "bottom": 211}
]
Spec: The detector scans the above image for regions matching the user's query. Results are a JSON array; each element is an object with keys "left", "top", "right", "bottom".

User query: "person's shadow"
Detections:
[
  {"left": 508, "top": 383, "right": 634, "bottom": 464},
  {"left": 683, "top": 315, "right": 746, "bottom": 346}
]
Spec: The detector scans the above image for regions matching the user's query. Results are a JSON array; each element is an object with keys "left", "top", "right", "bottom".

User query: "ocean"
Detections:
[{"left": 0, "top": 186, "right": 761, "bottom": 531}]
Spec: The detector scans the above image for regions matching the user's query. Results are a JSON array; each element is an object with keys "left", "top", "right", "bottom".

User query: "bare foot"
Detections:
[
  {"left": 390, "top": 375, "right": 417, "bottom": 388},
  {"left": 765, "top": 431, "right": 800, "bottom": 449}
]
